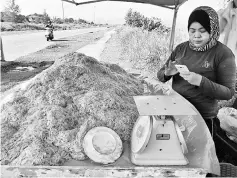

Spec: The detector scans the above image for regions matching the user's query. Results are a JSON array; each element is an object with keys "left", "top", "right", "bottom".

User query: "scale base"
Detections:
[
  {"left": 131, "top": 118, "right": 189, "bottom": 166},
  {"left": 131, "top": 153, "right": 188, "bottom": 165}
]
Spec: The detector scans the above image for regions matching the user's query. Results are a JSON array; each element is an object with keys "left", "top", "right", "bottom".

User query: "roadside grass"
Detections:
[
  {"left": 117, "top": 26, "right": 187, "bottom": 76},
  {"left": 1, "top": 22, "right": 107, "bottom": 32},
  {"left": 1, "top": 22, "right": 45, "bottom": 31}
]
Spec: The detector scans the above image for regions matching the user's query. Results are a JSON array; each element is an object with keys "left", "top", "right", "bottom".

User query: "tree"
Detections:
[
  {"left": 42, "top": 9, "right": 50, "bottom": 24},
  {"left": 125, "top": 9, "right": 144, "bottom": 27},
  {"left": 68, "top": 18, "right": 74, "bottom": 23},
  {"left": 3, "top": 0, "right": 20, "bottom": 22},
  {"left": 124, "top": 8, "right": 169, "bottom": 32},
  {"left": 64, "top": 18, "right": 75, "bottom": 23},
  {"left": 131, "top": 11, "right": 144, "bottom": 27},
  {"left": 15, "top": 14, "right": 27, "bottom": 23},
  {"left": 53, "top": 17, "right": 64, "bottom": 24},
  {"left": 125, "top": 8, "right": 133, "bottom": 26},
  {"left": 78, "top": 18, "right": 88, "bottom": 24}
]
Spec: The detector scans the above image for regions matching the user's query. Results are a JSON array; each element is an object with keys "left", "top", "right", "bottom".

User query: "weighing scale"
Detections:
[{"left": 131, "top": 95, "right": 198, "bottom": 165}]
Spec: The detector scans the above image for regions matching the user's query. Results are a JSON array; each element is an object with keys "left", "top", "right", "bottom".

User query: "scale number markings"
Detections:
[{"left": 156, "top": 134, "right": 170, "bottom": 140}]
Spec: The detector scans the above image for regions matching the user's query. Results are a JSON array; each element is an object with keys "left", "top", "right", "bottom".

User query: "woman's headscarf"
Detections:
[{"left": 188, "top": 6, "right": 220, "bottom": 52}]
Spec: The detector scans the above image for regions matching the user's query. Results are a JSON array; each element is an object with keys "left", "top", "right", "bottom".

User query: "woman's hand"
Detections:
[
  {"left": 165, "top": 60, "right": 179, "bottom": 76},
  {"left": 179, "top": 72, "right": 203, "bottom": 86}
]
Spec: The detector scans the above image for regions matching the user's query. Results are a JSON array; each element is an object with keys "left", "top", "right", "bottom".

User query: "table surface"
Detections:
[{"left": 1, "top": 142, "right": 207, "bottom": 177}]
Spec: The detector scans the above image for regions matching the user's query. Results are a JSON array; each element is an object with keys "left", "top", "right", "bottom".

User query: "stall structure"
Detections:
[
  {"left": 0, "top": 36, "right": 5, "bottom": 61},
  {"left": 1, "top": 0, "right": 216, "bottom": 177}
]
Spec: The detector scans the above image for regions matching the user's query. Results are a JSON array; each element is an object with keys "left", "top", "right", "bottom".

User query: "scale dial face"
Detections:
[{"left": 131, "top": 115, "right": 152, "bottom": 153}]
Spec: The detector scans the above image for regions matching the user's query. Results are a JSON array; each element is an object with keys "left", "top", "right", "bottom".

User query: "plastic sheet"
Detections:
[
  {"left": 218, "top": 1, "right": 237, "bottom": 60},
  {"left": 217, "top": 107, "right": 237, "bottom": 143}
]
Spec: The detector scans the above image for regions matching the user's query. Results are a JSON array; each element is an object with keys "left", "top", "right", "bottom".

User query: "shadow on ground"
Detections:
[{"left": 51, "top": 39, "right": 69, "bottom": 42}]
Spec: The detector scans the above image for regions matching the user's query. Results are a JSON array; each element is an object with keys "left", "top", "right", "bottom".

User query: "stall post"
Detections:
[
  {"left": 1, "top": 37, "right": 5, "bottom": 61},
  {"left": 168, "top": 0, "right": 179, "bottom": 54}
]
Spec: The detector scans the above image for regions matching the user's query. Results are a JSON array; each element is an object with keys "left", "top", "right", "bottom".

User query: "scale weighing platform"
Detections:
[{"left": 131, "top": 95, "right": 197, "bottom": 165}]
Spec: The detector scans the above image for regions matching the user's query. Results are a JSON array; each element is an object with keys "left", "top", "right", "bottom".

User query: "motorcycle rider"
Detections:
[
  {"left": 45, "top": 20, "right": 54, "bottom": 29},
  {"left": 45, "top": 20, "right": 54, "bottom": 40}
]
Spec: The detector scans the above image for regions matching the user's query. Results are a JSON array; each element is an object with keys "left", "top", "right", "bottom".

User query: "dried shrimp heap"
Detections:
[{"left": 1, "top": 52, "right": 143, "bottom": 166}]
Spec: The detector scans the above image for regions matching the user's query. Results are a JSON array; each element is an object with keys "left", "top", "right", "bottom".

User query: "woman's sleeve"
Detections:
[
  {"left": 157, "top": 48, "right": 177, "bottom": 83},
  {"left": 199, "top": 52, "right": 236, "bottom": 100}
]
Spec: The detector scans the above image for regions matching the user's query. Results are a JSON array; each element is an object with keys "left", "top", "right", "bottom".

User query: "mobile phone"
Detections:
[{"left": 175, "top": 64, "right": 189, "bottom": 73}]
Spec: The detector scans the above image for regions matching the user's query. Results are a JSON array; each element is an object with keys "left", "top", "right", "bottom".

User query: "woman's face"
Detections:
[{"left": 188, "top": 22, "right": 210, "bottom": 47}]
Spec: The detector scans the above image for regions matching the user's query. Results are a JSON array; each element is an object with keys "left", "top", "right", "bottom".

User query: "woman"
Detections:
[{"left": 157, "top": 6, "right": 236, "bottom": 136}]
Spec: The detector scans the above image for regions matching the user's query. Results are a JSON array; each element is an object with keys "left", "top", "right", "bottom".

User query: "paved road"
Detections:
[{"left": 1, "top": 27, "right": 108, "bottom": 61}]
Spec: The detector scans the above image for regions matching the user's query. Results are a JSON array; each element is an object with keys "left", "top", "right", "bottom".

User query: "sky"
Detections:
[{"left": 0, "top": 0, "right": 226, "bottom": 27}]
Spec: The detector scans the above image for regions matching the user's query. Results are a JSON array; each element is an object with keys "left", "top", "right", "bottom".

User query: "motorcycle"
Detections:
[{"left": 45, "top": 27, "right": 54, "bottom": 41}]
